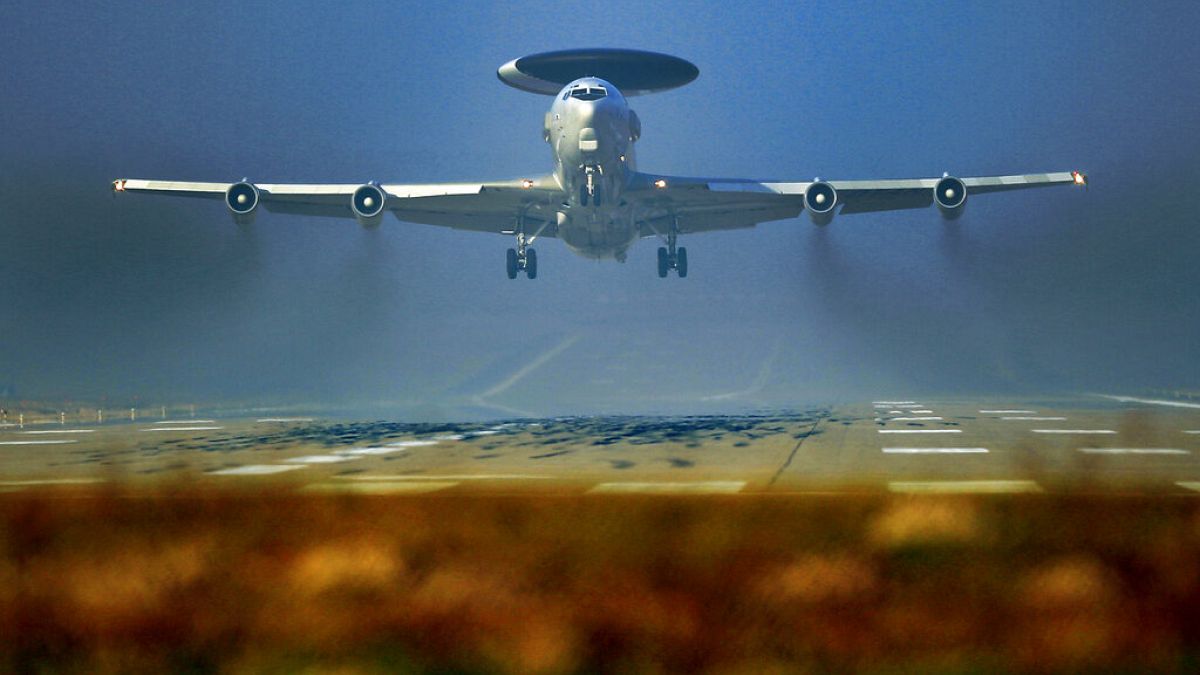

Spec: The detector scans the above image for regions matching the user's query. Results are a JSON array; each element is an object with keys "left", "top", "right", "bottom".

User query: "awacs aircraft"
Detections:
[{"left": 113, "top": 49, "right": 1087, "bottom": 279}]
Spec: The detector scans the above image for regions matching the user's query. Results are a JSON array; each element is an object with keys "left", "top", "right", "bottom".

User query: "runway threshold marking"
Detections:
[
  {"left": 1001, "top": 416, "right": 1067, "bottom": 421},
  {"left": 878, "top": 429, "right": 962, "bottom": 434},
  {"left": 303, "top": 481, "right": 458, "bottom": 494},
  {"left": 888, "top": 480, "right": 1043, "bottom": 494},
  {"left": 883, "top": 447, "right": 989, "bottom": 454},
  {"left": 156, "top": 419, "right": 215, "bottom": 424},
  {"left": 19, "top": 429, "right": 95, "bottom": 434},
  {"left": 908, "top": 410, "right": 935, "bottom": 414},
  {"left": 1077, "top": 448, "right": 1189, "bottom": 455},
  {"left": 209, "top": 465, "right": 305, "bottom": 476},
  {"left": 1032, "top": 429, "right": 1117, "bottom": 434},
  {"left": 589, "top": 481, "right": 747, "bottom": 494},
  {"left": 980, "top": 409, "right": 1036, "bottom": 414},
  {"left": 0, "top": 440, "right": 78, "bottom": 445}
]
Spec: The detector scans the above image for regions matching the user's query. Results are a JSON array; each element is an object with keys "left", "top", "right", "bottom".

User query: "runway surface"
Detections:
[{"left": 3, "top": 395, "right": 1199, "bottom": 495}]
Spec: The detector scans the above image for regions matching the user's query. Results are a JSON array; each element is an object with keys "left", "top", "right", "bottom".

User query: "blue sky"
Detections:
[{"left": 1, "top": 1, "right": 1198, "bottom": 414}]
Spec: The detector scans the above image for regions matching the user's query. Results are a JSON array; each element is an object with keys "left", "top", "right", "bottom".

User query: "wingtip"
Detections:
[
  {"left": 112, "top": 179, "right": 127, "bottom": 192},
  {"left": 1071, "top": 170, "right": 1088, "bottom": 187}
]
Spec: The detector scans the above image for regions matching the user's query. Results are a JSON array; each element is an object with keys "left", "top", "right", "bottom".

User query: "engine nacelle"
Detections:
[
  {"left": 804, "top": 181, "right": 837, "bottom": 226},
  {"left": 351, "top": 184, "right": 386, "bottom": 228},
  {"left": 225, "top": 181, "right": 259, "bottom": 225},
  {"left": 933, "top": 176, "right": 967, "bottom": 220}
]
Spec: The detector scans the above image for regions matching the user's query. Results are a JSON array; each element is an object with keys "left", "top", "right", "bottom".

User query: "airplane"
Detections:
[{"left": 113, "top": 48, "right": 1087, "bottom": 280}]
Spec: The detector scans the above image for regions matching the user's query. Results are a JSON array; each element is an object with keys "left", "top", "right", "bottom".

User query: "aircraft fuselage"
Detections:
[{"left": 547, "top": 78, "right": 640, "bottom": 261}]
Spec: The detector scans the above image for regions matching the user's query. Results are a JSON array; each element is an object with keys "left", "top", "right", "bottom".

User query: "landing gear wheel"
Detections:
[
  {"left": 506, "top": 248, "right": 519, "bottom": 279},
  {"left": 676, "top": 247, "right": 688, "bottom": 278},
  {"left": 526, "top": 248, "right": 537, "bottom": 279},
  {"left": 657, "top": 247, "right": 669, "bottom": 278}
]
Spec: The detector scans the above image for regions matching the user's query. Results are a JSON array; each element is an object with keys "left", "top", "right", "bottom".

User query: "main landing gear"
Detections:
[
  {"left": 656, "top": 229, "right": 687, "bottom": 278},
  {"left": 506, "top": 233, "right": 537, "bottom": 279}
]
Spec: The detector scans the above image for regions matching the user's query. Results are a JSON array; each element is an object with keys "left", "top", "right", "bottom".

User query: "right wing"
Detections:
[
  {"left": 113, "top": 175, "right": 565, "bottom": 236},
  {"left": 623, "top": 170, "right": 1087, "bottom": 236}
]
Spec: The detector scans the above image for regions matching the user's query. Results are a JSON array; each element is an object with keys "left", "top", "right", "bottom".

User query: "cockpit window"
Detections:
[{"left": 568, "top": 85, "right": 607, "bottom": 101}]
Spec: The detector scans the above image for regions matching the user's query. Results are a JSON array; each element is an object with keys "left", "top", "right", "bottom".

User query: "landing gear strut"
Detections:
[
  {"left": 506, "top": 232, "right": 537, "bottom": 279},
  {"left": 656, "top": 227, "right": 687, "bottom": 278}
]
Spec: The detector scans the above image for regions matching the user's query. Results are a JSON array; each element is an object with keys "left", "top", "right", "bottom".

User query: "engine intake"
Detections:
[
  {"left": 352, "top": 184, "right": 386, "bottom": 228},
  {"left": 804, "top": 181, "right": 837, "bottom": 226},
  {"left": 225, "top": 181, "right": 259, "bottom": 225},
  {"left": 934, "top": 176, "right": 967, "bottom": 219}
]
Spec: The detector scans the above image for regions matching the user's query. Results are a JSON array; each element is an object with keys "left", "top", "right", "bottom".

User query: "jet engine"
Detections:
[
  {"left": 804, "top": 181, "right": 837, "bottom": 225},
  {"left": 351, "top": 183, "right": 387, "bottom": 228},
  {"left": 225, "top": 181, "right": 259, "bottom": 225},
  {"left": 933, "top": 176, "right": 967, "bottom": 220}
]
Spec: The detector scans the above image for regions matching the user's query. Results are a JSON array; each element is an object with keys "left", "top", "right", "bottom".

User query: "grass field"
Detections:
[{"left": 4, "top": 486, "right": 1200, "bottom": 673}]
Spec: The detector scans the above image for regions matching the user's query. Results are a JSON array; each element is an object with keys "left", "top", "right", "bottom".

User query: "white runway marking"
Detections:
[
  {"left": 980, "top": 409, "right": 1037, "bottom": 414},
  {"left": 0, "top": 423, "right": 15, "bottom": 428},
  {"left": 589, "top": 481, "right": 746, "bottom": 494},
  {"left": 1185, "top": 431, "right": 1200, "bottom": 435},
  {"left": 20, "top": 429, "right": 95, "bottom": 434},
  {"left": 0, "top": 440, "right": 78, "bottom": 445},
  {"left": 387, "top": 440, "right": 440, "bottom": 448},
  {"left": 209, "top": 465, "right": 305, "bottom": 476},
  {"left": 1032, "top": 429, "right": 1117, "bottom": 434},
  {"left": 156, "top": 419, "right": 215, "bottom": 424},
  {"left": 303, "top": 481, "right": 458, "bottom": 494},
  {"left": 1178, "top": 482, "right": 1200, "bottom": 493},
  {"left": 878, "top": 416, "right": 943, "bottom": 422},
  {"left": 908, "top": 410, "right": 935, "bottom": 414},
  {"left": 1001, "top": 416, "right": 1067, "bottom": 421},
  {"left": 874, "top": 401, "right": 917, "bottom": 405},
  {"left": 888, "top": 480, "right": 1043, "bottom": 494},
  {"left": 433, "top": 434, "right": 466, "bottom": 441},
  {"left": 1099, "top": 395, "right": 1200, "bottom": 410},
  {"left": 1077, "top": 448, "right": 1189, "bottom": 455},
  {"left": 140, "top": 426, "right": 224, "bottom": 432},
  {"left": 878, "top": 429, "right": 962, "bottom": 434},
  {"left": 284, "top": 455, "right": 361, "bottom": 464},
  {"left": 890, "top": 404, "right": 926, "bottom": 408},
  {"left": 469, "top": 430, "right": 500, "bottom": 437},
  {"left": 344, "top": 474, "right": 551, "bottom": 481},
  {"left": 256, "top": 417, "right": 315, "bottom": 423},
  {"left": 883, "top": 447, "right": 988, "bottom": 454}
]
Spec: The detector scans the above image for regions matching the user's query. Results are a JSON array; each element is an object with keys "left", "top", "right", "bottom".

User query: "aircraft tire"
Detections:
[
  {"left": 526, "top": 248, "right": 538, "bottom": 279},
  {"left": 677, "top": 247, "right": 688, "bottom": 278},
  {"left": 657, "top": 247, "right": 669, "bottom": 278},
  {"left": 506, "top": 248, "right": 519, "bottom": 279}
]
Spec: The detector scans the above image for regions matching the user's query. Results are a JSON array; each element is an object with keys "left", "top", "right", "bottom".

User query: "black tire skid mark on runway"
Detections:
[{"left": 768, "top": 412, "right": 829, "bottom": 487}]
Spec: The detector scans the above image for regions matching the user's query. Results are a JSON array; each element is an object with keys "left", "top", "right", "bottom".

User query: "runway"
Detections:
[{"left": 3, "top": 395, "right": 1199, "bottom": 494}]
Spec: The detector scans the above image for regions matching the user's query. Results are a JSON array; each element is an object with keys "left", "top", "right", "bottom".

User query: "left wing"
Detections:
[
  {"left": 625, "top": 170, "right": 1087, "bottom": 235},
  {"left": 113, "top": 175, "right": 564, "bottom": 235}
]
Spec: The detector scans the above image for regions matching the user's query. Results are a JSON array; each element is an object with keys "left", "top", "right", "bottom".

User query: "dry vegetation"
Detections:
[{"left": 3, "top": 487, "right": 1200, "bottom": 673}]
